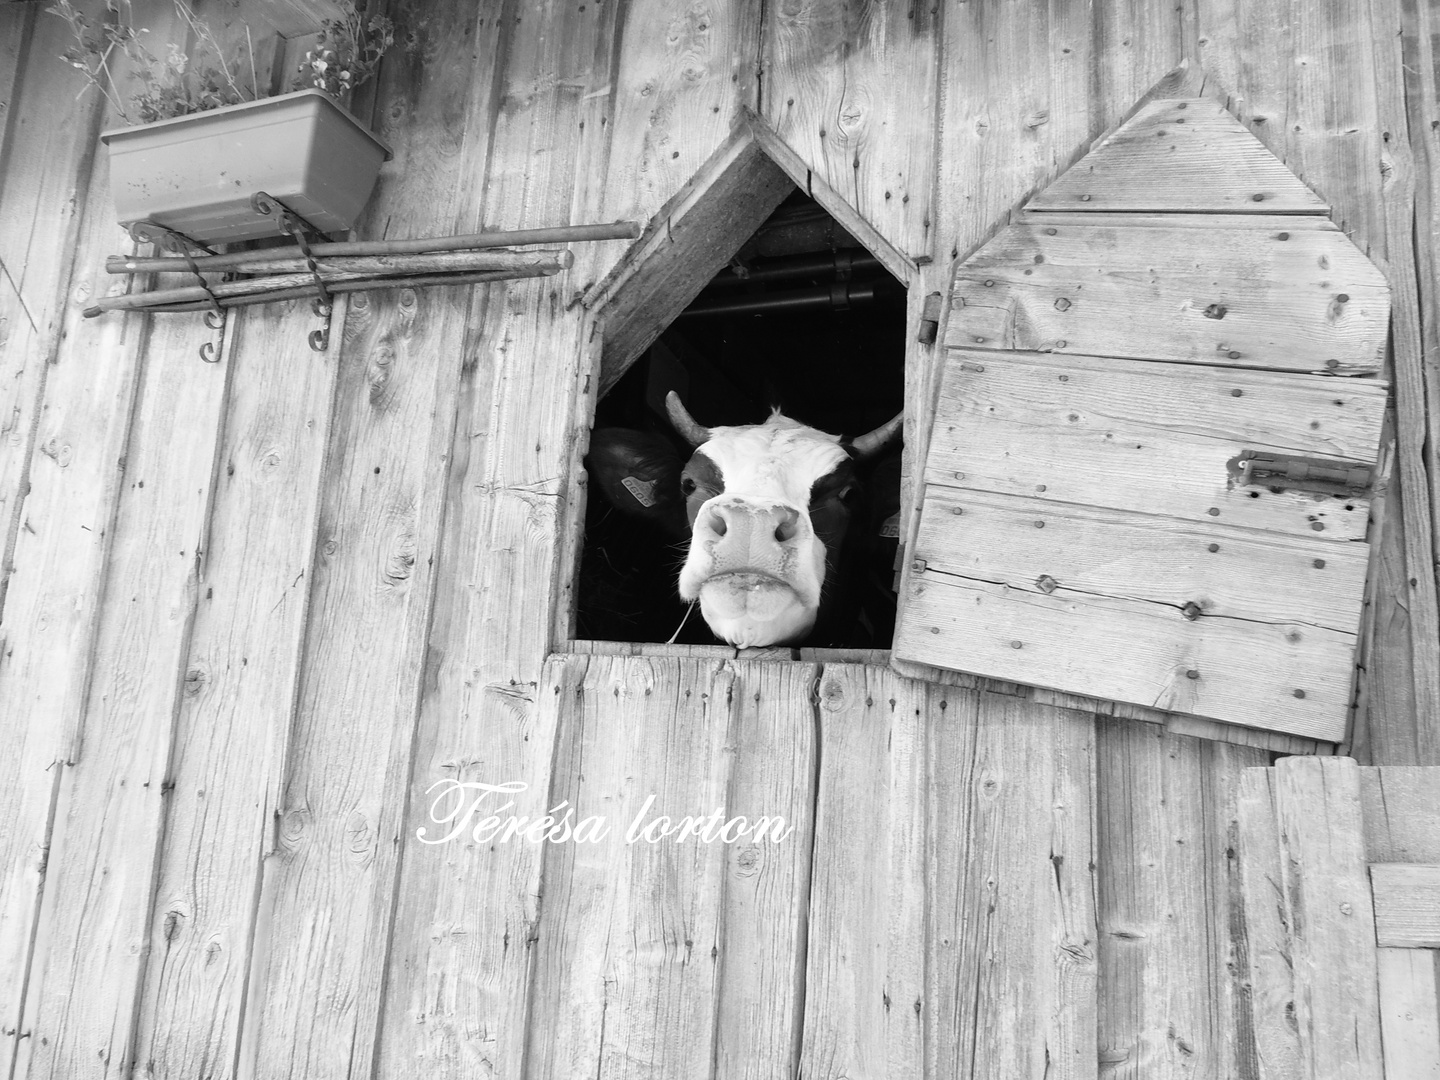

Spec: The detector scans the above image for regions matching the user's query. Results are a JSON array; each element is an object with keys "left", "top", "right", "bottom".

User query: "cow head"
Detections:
[{"left": 627, "top": 392, "right": 903, "bottom": 647}]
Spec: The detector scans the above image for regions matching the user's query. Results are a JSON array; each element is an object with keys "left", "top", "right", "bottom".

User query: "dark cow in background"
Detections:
[{"left": 583, "top": 393, "right": 903, "bottom": 648}]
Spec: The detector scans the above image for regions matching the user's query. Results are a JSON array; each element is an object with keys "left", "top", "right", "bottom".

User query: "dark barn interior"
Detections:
[{"left": 577, "top": 191, "right": 907, "bottom": 647}]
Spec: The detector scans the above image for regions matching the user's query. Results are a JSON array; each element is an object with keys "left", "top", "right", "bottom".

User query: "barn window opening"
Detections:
[{"left": 575, "top": 189, "right": 907, "bottom": 650}]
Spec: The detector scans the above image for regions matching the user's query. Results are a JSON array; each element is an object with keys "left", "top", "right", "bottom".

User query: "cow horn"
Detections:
[
  {"left": 849, "top": 411, "right": 904, "bottom": 460},
  {"left": 665, "top": 391, "right": 710, "bottom": 448}
]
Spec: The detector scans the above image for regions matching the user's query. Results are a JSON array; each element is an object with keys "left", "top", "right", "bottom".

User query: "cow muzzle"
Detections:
[{"left": 678, "top": 498, "right": 825, "bottom": 647}]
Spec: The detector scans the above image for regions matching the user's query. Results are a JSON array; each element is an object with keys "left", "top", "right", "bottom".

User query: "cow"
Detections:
[{"left": 584, "top": 392, "right": 903, "bottom": 648}]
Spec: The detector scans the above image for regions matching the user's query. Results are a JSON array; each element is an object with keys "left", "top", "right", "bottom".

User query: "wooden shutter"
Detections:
[{"left": 893, "top": 84, "right": 1390, "bottom": 743}]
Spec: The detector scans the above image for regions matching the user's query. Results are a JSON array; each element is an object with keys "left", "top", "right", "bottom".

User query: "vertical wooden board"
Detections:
[
  {"left": 0, "top": 8, "right": 105, "bottom": 603},
  {"left": 1376, "top": 947, "right": 1440, "bottom": 1080},
  {"left": 130, "top": 300, "right": 338, "bottom": 1080},
  {"left": 1273, "top": 757, "right": 1386, "bottom": 1080},
  {"left": 569, "top": 0, "right": 761, "bottom": 295},
  {"left": 237, "top": 279, "right": 461, "bottom": 1080},
  {"left": 1094, "top": 720, "right": 1268, "bottom": 1079},
  {"left": 929, "top": 691, "right": 1098, "bottom": 1080},
  {"left": 0, "top": 140, "right": 145, "bottom": 1078},
  {"left": 0, "top": 2, "right": 31, "bottom": 163},
  {"left": 1091, "top": 0, "right": 1191, "bottom": 132},
  {"left": 1235, "top": 767, "right": 1305, "bottom": 1080},
  {"left": 1361, "top": 767, "right": 1440, "bottom": 863},
  {"left": 16, "top": 310, "right": 234, "bottom": 1080},
  {"left": 1357, "top": 466, "right": 1424, "bottom": 765},
  {"left": 378, "top": 3, "right": 621, "bottom": 1076},
  {"left": 1396, "top": 0, "right": 1440, "bottom": 627},
  {"left": 798, "top": 665, "right": 925, "bottom": 1080},
  {"left": 713, "top": 661, "right": 818, "bottom": 1078},
  {"left": 529, "top": 654, "right": 810, "bottom": 1080},
  {"left": 763, "top": 0, "right": 937, "bottom": 258},
  {"left": 1369, "top": 0, "right": 1440, "bottom": 764},
  {"left": 931, "top": 0, "right": 1092, "bottom": 266}
]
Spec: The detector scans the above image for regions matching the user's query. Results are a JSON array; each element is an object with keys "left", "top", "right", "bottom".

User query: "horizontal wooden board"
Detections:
[
  {"left": 1371, "top": 864, "right": 1440, "bottom": 948},
  {"left": 1016, "top": 210, "right": 1342, "bottom": 233},
  {"left": 946, "top": 221, "right": 1388, "bottom": 373},
  {"left": 923, "top": 350, "right": 1386, "bottom": 542},
  {"left": 1026, "top": 98, "right": 1329, "bottom": 213},
  {"left": 913, "top": 487, "right": 1370, "bottom": 631},
  {"left": 895, "top": 569, "right": 1356, "bottom": 740}
]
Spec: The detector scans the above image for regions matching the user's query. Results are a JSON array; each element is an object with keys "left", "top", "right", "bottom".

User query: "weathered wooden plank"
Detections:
[
  {"left": 0, "top": 8, "right": 106, "bottom": 613},
  {"left": 1376, "top": 947, "right": 1440, "bottom": 1080},
  {"left": 1272, "top": 757, "right": 1386, "bottom": 1079},
  {"left": 591, "top": 128, "right": 795, "bottom": 398},
  {"left": 1371, "top": 865, "right": 1440, "bottom": 949},
  {"left": 568, "top": 0, "right": 761, "bottom": 297},
  {"left": 713, "top": 660, "right": 817, "bottom": 1076},
  {"left": 0, "top": 132, "right": 146, "bottom": 1080},
  {"left": 922, "top": 350, "right": 1385, "bottom": 544},
  {"left": 234, "top": 9, "right": 503, "bottom": 1055},
  {"left": 798, "top": 665, "right": 925, "bottom": 1080},
  {"left": 932, "top": 0, "right": 1092, "bottom": 266},
  {"left": 1160, "top": 714, "right": 1328, "bottom": 756},
  {"left": 237, "top": 280, "right": 459, "bottom": 1080},
  {"left": 929, "top": 691, "right": 1098, "bottom": 1080},
  {"left": 375, "top": 3, "right": 633, "bottom": 1075},
  {"left": 16, "top": 302, "right": 235, "bottom": 1080},
  {"left": 899, "top": 568, "right": 1354, "bottom": 741},
  {"left": 1235, "top": 767, "right": 1305, "bottom": 1079},
  {"left": 1029, "top": 98, "right": 1329, "bottom": 213},
  {"left": 1361, "top": 766, "right": 1440, "bottom": 864},
  {"left": 1016, "top": 209, "right": 1342, "bottom": 232},
  {"left": 1094, "top": 723, "right": 1267, "bottom": 1079},
  {"left": 946, "top": 221, "right": 1388, "bottom": 374},
  {"left": 529, "top": 655, "right": 813, "bottom": 1080},
  {"left": 131, "top": 299, "right": 338, "bottom": 1079},
  {"left": 1371, "top": 0, "right": 1440, "bottom": 765},
  {"left": 914, "top": 486, "right": 1370, "bottom": 630},
  {"left": 1091, "top": 3, "right": 1193, "bottom": 133},
  {"left": 762, "top": 0, "right": 937, "bottom": 259},
  {"left": 1398, "top": 0, "right": 1440, "bottom": 615},
  {"left": 0, "top": 2, "right": 31, "bottom": 165}
]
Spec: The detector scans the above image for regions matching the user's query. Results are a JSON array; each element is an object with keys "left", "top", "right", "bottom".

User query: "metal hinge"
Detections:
[{"left": 1234, "top": 451, "right": 1374, "bottom": 497}]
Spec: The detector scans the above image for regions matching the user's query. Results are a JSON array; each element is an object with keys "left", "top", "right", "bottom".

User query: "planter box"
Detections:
[{"left": 100, "top": 88, "right": 392, "bottom": 244}]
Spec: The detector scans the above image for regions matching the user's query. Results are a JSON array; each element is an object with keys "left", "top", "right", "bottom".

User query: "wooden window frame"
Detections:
[{"left": 552, "top": 114, "right": 923, "bottom": 666}]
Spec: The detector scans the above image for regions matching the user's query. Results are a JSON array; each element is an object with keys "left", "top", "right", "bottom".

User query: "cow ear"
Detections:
[{"left": 585, "top": 429, "right": 689, "bottom": 537}]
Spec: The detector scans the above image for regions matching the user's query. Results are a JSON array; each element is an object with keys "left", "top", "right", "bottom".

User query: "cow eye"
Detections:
[{"left": 681, "top": 477, "right": 697, "bottom": 495}]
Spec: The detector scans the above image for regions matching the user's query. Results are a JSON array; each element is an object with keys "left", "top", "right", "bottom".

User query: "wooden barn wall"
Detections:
[{"left": 0, "top": 1, "right": 1437, "bottom": 1079}]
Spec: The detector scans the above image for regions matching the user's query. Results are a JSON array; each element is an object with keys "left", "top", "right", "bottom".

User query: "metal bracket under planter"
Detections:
[
  {"left": 85, "top": 217, "right": 644, "bottom": 360},
  {"left": 1233, "top": 450, "right": 1374, "bottom": 497}
]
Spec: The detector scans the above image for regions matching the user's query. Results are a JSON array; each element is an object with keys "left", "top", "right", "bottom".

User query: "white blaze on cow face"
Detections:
[{"left": 677, "top": 414, "right": 852, "bottom": 648}]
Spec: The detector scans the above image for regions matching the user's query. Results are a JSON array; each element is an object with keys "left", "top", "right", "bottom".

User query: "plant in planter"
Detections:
[{"left": 51, "top": 0, "right": 396, "bottom": 243}]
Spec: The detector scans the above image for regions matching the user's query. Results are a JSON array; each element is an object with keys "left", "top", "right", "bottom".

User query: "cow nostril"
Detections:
[
  {"left": 774, "top": 508, "right": 800, "bottom": 543},
  {"left": 707, "top": 509, "right": 727, "bottom": 537}
]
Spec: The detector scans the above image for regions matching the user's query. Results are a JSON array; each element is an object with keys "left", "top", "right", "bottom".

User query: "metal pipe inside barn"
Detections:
[
  {"left": 4, "top": 1, "right": 1439, "bottom": 1078},
  {"left": 676, "top": 279, "right": 898, "bottom": 318}
]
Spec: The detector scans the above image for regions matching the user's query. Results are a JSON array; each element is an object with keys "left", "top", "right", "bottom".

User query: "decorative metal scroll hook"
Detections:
[{"left": 253, "top": 192, "right": 334, "bottom": 351}]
